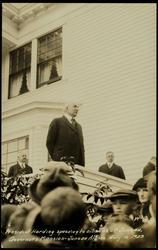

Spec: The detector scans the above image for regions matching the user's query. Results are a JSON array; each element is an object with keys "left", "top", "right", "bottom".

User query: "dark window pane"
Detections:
[{"left": 10, "top": 43, "right": 31, "bottom": 74}]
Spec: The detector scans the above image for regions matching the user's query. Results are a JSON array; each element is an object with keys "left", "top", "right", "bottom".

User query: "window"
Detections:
[
  {"left": 8, "top": 43, "right": 31, "bottom": 99},
  {"left": 37, "top": 28, "right": 62, "bottom": 88},
  {"left": 2, "top": 136, "right": 29, "bottom": 175}
]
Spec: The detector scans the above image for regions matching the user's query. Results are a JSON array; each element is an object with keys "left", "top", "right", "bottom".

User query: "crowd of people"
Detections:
[{"left": 1, "top": 160, "right": 156, "bottom": 248}]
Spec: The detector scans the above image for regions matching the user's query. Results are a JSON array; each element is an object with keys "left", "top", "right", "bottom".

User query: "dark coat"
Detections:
[
  {"left": 46, "top": 116, "right": 85, "bottom": 166},
  {"left": 8, "top": 163, "right": 33, "bottom": 178},
  {"left": 98, "top": 163, "right": 125, "bottom": 179}
]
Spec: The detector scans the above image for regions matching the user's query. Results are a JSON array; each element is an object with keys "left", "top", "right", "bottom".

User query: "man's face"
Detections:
[
  {"left": 137, "top": 187, "right": 149, "bottom": 204},
  {"left": 106, "top": 152, "right": 114, "bottom": 163},
  {"left": 66, "top": 104, "right": 80, "bottom": 118},
  {"left": 18, "top": 153, "right": 27, "bottom": 163}
]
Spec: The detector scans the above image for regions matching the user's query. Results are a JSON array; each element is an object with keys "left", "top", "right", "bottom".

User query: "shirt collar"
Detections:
[
  {"left": 64, "top": 113, "right": 74, "bottom": 123},
  {"left": 107, "top": 162, "right": 113, "bottom": 168},
  {"left": 18, "top": 161, "right": 25, "bottom": 168}
]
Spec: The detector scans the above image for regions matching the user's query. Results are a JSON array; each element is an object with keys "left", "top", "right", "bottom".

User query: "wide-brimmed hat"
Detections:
[
  {"left": 109, "top": 189, "right": 138, "bottom": 201},
  {"left": 29, "top": 163, "right": 79, "bottom": 204}
]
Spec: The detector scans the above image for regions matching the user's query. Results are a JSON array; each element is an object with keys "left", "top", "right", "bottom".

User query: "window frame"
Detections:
[
  {"left": 8, "top": 43, "right": 32, "bottom": 99},
  {"left": 2, "top": 136, "right": 29, "bottom": 174},
  {"left": 36, "top": 27, "right": 62, "bottom": 88}
]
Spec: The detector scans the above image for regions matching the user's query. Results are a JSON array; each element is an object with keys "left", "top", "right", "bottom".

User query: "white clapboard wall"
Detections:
[{"left": 2, "top": 4, "right": 156, "bottom": 184}]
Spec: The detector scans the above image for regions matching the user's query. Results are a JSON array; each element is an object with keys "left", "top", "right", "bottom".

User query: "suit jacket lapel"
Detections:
[
  {"left": 17, "top": 162, "right": 22, "bottom": 169},
  {"left": 106, "top": 163, "right": 114, "bottom": 170},
  {"left": 63, "top": 116, "right": 78, "bottom": 132}
]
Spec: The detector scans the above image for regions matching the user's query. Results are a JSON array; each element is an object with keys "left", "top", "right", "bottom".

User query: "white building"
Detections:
[{"left": 2, "top": 3, "right": 156, "bottom": 184}]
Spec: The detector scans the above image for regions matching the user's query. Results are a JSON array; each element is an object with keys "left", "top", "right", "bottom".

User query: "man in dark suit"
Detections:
[
  {"left": 8, "top": 152, "right": 33, "bottom": 178},
  {"left": 98, "top": 151, "right": 125, "bottom": 179},
  {"left": 46, "top": 102, "right": 85, "bottom": 166}
]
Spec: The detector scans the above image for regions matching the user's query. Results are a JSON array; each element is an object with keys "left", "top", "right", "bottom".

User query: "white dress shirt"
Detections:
[
  {"left": 18, "top": 161, "right": 25, "bottom": 169},
  {"left": 107, "top": 162, "right": 113, "bottom": 168}
]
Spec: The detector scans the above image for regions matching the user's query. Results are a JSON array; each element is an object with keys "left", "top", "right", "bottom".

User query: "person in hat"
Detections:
[
  {"left": 133, "top": 178, "right": 152, "bottom": 223},
  {"left": 110, "top": 189, "right": 138, "bottom": 216},
  {"left": 109, "top": 189, "right": 141, "bottom": 228},
  {"left": 46, "top": 102, "right": 85, "bottom": 166}
]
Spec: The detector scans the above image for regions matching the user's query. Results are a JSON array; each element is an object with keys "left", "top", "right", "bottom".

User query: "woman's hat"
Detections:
[{"left": 109, "top": 189, "right": 138, "bottom": 201}]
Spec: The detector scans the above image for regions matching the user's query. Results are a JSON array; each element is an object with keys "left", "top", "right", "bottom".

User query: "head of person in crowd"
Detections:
[
  {"left": 64, "top": 102, "right": 81, "bottom": 118},
  {"left": 40, "top": 187, "right": 87, "bottom": 231},
  {"left": 133, "top": 177, "right": 153, "bottom": 223},
  {"left": 133, "top": 178, "right": 149, "bottom": 204},
  {"left": 106, "top": 151, "right": 114, "bottom": 165},
  {"left": 143, "top": 156, "right": 156, "bottom": 177},
  {"left": 29, "top": 162, "right": 79, "bottom": 204},
  {"left": 110, "top": 189, "right": 139, "bottom": 216}
]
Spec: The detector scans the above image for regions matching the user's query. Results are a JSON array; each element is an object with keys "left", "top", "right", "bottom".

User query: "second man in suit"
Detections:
[
  {"left": 8, "top": 151, "right": 33, "bottom": 178},
  {"left": 46, "top": 102, "right": 85, "bottom": 166},
  {"left": 98, "top": 151, "right": 125, "bottom": 179}
]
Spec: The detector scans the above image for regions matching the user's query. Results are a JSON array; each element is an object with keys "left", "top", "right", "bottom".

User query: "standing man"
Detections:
[
  {"left": 98, "top": 151, "right": 125, "bottom": 179},
  {"left": 8, "top": 151, "right": 33, "bottom": 177},
  {"left": 46, "top": 102, "right": 85, "bottom": 166}
]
